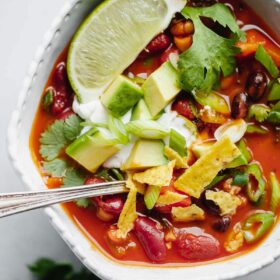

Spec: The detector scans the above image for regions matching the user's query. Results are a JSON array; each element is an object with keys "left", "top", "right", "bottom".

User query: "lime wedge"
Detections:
[{"left": 67, "top": 0, "right": 186, "bottom": 103}]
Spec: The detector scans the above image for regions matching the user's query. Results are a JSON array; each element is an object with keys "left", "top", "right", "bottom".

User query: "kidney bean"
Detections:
[
  {"left": 57, "top": 108, "right": 74, "bottom": 120},
  {"left": 156, "top": 197, "right": 192, "bottom": 214},
  {"left": 175, "top": 228, "right": 220, "bottom": 260},
  {"left": 53, "top": 63, "right": 68, "bottom": 89},
  {"left": 172, "top": 97, "right": 196, "bottom": 120},
  {"left": 231, "top": 92, "right": 249, "bottom": 119},
  {"left": 213, "top": 216, "right": 232, "bottom": 233},
  {"left": 159, "top": 46, "right": 179, "bottom": 65},
  {"left": 134, "top": 216, "right": 167, "bottom": 262},
  {"left": 146, "top": 33, "right": 171, "bottom": 54},
  {"left": 93, "top": 196, "right": 124, "bottom": 216},
  {"left": 246, "top": 71, "right": 268, "bottom": 101},
  {"left": 51, "top": 96, "right": 68, "bottom": 116}
]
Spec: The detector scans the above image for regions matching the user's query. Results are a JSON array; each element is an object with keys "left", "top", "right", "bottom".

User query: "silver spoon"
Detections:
[{"left": 0, "top": 181, "right": 127, "bottom": 218}]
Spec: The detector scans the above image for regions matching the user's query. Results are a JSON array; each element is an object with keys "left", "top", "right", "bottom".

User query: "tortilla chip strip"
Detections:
[
  {"left": 117, "top": 179, "right": 138, "bottom": 238},
  {"left": 156, "top": 191, "right": 187, "bottom": 207},
  {"left": 133, "top": 160, "right": 175, "bottom": 187},
  {"left": 174, "top": 137, "right": 240, "bottom": 198},
  {"left": 172, "top": 204, "right": 205, "bottom": 222},
  {"left": 126, "top": 173, "right": 146, "bottom": 194},
  {"left": 164, "top": 146, "right": 188, "bottom": 169}
]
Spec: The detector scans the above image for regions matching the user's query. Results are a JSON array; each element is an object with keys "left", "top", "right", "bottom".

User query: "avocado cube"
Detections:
[
  {"left": 143, "top": 62, "right": 181, "bottom": 117},
  {"left": 122, "top": 139, "right": 168, "bottom": 171},
  {"left": 66, "top": 128, "right": 120, "bottom": 173},
  {"left": 131, "top": 99, "right": 152, "bottom": 121},
  {"left": 101, "top": 75, "right": 143, "bottom": 117}
]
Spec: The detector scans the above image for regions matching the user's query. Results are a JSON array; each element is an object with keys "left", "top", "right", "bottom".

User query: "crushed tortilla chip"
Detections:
[
  {"left": 174, "top": 137, "right": 240, "bottom": 198},
  {"left": 116, "top": 180, "right": 138, "bottom": 238},
  {"left": 224, "top": 223, "right": 244, "bottom": 253},
  {"left": 164, "top": 146, "right": 188, "bottom": 169},
  {"left": 133, "top": 160, "right": 175, "bottom": 187},
  {"left": 206, "top": 190, "right": 242, "bottom": 216},
  {"left": 126, "top": 173, "right": 146, "bottom": 195},
  {"left": 156, "top": 191, "right": 187, "bottom": 207},
  {"left": 171, "top": 204, "right": 205, "bottom": 222}
]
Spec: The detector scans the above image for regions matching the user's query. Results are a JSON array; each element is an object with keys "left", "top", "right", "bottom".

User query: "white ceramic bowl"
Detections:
[{"left": 7, "top": 0, "right": 280, "bottom": 279}]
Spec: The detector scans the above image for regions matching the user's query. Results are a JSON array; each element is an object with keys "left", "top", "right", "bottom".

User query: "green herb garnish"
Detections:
[
  {"left": 178, "top": 3, "right": 244, "bottom": 92},
  {"left": 29, "top": 258, "right": 99, "bottom": 280},
  {"left": 248, "top": 104, "right": 270, "bottom": 122},
  {"left": 43, "top": 159, "right": 69, "bottom": 177}
]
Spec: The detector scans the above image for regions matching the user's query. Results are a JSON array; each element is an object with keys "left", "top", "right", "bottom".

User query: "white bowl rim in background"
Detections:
[{"left": 7, "top": 0, "right": 280, "bottom": 279}]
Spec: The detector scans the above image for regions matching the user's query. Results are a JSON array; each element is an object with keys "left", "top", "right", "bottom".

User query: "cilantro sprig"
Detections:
[
  {"left": 29, "top": 258, "right": 99, "bottom": 280},
  {"left": 40, "top": 115, "right": 82, "bottom": 161},
  {"left": 178, "top": 3, "right": 245, "bottom": 93}
]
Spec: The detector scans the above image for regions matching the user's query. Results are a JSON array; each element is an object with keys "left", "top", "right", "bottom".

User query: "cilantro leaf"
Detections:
[
  {"left": 63, "top": 168, "right": 92, "bottom": 208},
  {"left": 248, "top": 104, "right": 271, "bottom": 122},
  {"left": 64, "top": 114, "right": 83, "bottom": 141},
  {"left": 76, "top": 198, "right": 92, "bottom": 208},
  {"left": 29, "top": 258, "right": 99, "bottom": 280},
  {"left": 40, "top": 120, "right": 67, "bottom": 161},
  {"left": 178, "top": 3, "right": 244, "bottom": 92},
  {"left": 63, "top": 168, "right": 86, "bottom": 187},
  {"left": 40, "top": 115, "right": 82, "bottom": 161},
  {"left": 43, "top": 159, "right": 69, "bottom": 177}
]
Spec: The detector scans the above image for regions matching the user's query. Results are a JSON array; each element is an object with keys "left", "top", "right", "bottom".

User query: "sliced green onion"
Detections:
[
  {"left": 80, "top": 121, "right": 109, "bottom": 128},
  {"left": 108, "top": 115, "right": 129, "bottom": 144},
  {"left": 194, "top": 91, "right": 230, "bottom": 115},
  {"left": 111, "top": 168, "right": 125, "bottom": 181},
  {"left": 126, "top": 120, "right": 169, "bottom": 139},
  {"left": 233, "top": 173, "right": 249, "bottom": 186},
  {"left": 246, "top": 123, "right": 269, "bottom": 135},
  {"left": 255, "top": 44, "right": 279, "bottom": 78},
  {"left": 248, "top": 104, "right": 270, "bottom": 123},
  {"left": 243, "top": 212, "right": 275, "bottom": 243},
  {"left": 169, "top": 129, "right": 186, "bottom": 157},
  {"left": 267, "top": 109, "right": 280, "bottom": 124},
  {"left": 144, "top": 185, "right": 161, "bottom": 210},
  {"left": 182, "top": 117, "right": 198, "bottom": 136},
  {"left": 238, "top": 139, "right": 252, "bottom": 162},
  {"left": 226, "top": 139, "right": 251, "bottom": 169},
  {"left": 42, "top": 88, "right": 54, "bottom": 110},
  {"left": 207, "top": 174, "right": 229, "bottom": 189},
  {"left": 246, "top": 163, "right": 266, "bottom": 203},
  {"left": 268, "top": 79, "right": 280, "bottom": 101},
  {"left": 270, "top": 172, "right": 280, "bottom": 213},
  {"left": 153, "top": 109, "right": 165, "bottom": 121}
]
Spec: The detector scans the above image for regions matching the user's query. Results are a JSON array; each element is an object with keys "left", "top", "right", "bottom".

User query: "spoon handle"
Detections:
[{"left": 0, "top": 181, "right": 127, "bottom": 218}]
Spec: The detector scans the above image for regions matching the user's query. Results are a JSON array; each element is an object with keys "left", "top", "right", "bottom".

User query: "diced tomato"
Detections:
[
  {"left": 156, "top": 197, "right": 192, "bottom": 214},
  {"left": 159, "top": 46, "right": 179, "bottom": 65},
  {"left": 236, "top": 29, "right": 280, "bottom": 67},
  {"left": 172, "top": 97, "right": 196, "bottom": 120},
  {"left": 85, "top": 177, "right": 105, "bottom": 185},
  {"left": 175, "top": 228, "right": 220, "bottom": 260}
]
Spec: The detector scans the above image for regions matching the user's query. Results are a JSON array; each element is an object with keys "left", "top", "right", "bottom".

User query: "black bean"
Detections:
[
  {"left": 231, "top": 92, "right": 249, "bottom": 119},
  {"left": 246, "top": 71, "right": 268, "bottom": 101},
  {"left": 202, "top": 192, "right": 220, "bottom": 215},
  {"left": 212, "top": 216, "right": 232, "bottom": 232}
]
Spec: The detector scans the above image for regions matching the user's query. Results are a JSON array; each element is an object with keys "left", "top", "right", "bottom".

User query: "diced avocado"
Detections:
[
  {"left": 122, "top": 139, "right": 168, "bottom": 170},
  {"left": 131, "top": 99, "right": 152, "bottom": 121},
  {"left": 66, "top": 128, "right": 120, "bottom": 173},
  {"left": 101, "top": 75, "right": 143, "bottom": 117},
  {"left": 143, "top": 61, "right": 181, "bottom": 117}
]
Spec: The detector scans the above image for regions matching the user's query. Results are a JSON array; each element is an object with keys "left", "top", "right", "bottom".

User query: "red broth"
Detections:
[{"left": 30, "top": 0, "right": 280, "bottom": 265}]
